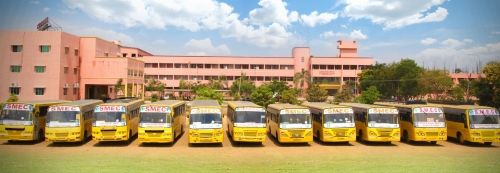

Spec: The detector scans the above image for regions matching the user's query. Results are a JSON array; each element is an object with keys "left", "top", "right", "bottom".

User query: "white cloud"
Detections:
[
  {"left": 492, "top": 31, "right": 500, "bottom": 35},
  {"left": 416, "top": 41, "right": 500, "bottom": 71},
  {"left": 43, "top": 7, "right": 50, "bottom": 12},
  {"left": 341, "top": 0, "right": 448, "bottom": 29},
  {"left": 152, "top": 39, "right": 167, "bottom": 45},
  {"left": 321, "top": 29, "right": 367, "bottom": 40},
  {"left": 184, "top": 38, "right": 230, "bottom": 55},
  {"left": 421, "top": 37, "right": 437, "bottom": 45},
  {"left": 247, "top": 0, "right": 298, "bottom": 26},
  {"left": 341, "top": 24, "right": 348, "bottom": 29},
  {"left": 300, "top": 11, "right": 338, "bottom": 27},
  {"left": 441, "top": 38, "right": 467, "bottom": 48}
]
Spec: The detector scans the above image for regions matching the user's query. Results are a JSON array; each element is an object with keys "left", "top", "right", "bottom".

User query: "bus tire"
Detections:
[
  {"left": 128, "top": 131, "right": 133, "bottom": 142},
  {"left": 38, "top": 130, "right": 44, "bottom": 142},
  {"left": 402, "top": 131, "right": 409, "bottom": 143},
  {"left": 316, "top": 131, "right": 320, "bottom": 141},
  {"left": 430, "top": 141, "right": 437, "bottom": 145},
  {"left": 484, "top": 142, "right": 492, "bottom": 146},
  {"left": 457, "top": 132, "right": 464, "bottom": 144},
  {"left": 358, "top": 130, "right": 363, "bottom": 142}
]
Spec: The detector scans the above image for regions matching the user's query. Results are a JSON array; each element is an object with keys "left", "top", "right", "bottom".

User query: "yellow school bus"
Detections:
[
  {"left": 45, "top": 100, "right": 103, "bottom": 143},
  {"left": 375, "top": 102, "right": 446, "bottom": 144},
  {"left": 188, "top": 100, "right": 223, "bottom": 143},
  {"left": 440, "top": 104, "right": 500, "bottom": 145},
  {"left": 92, "top": 98, "right": 143, "bottom": 142},
  {"left": 138, "top": 100, "right": 186, "bottom": 143},
  {"left": 267, "top": 104, "right": 313, "bottom": 143},
  {"left": 227, "top": 101, "right": 267, "bottom": 143},
  {"left": 302, "top": 102, "right": 356, "bottom": 143},
  {"left": 0, "top": 100, "right": 69, "bottom": 141},
  {"left": 340, "top": 103, "right": 400, "bottom": 143}
]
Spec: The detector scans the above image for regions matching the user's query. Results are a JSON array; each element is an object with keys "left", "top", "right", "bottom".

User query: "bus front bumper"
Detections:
[
  {"left": 232, "top": 128, "right": 267, "bottom": 142},
  {"left": 278, "top": 129, "right": 313, "bottom": 143},
  {"left": 322, "top": 129, "right": 356, "bottom": 142},
  {"left": 188, "top": 129, "right": 224, "bottom": 143},
  {"left": 45, "top": 127, "right": 82, "bottom": 142},
  {"left": 92, "top": 127, "right": 129, "bottom": 141},
  {"left": 138, "top": 128, "right": 174, "bottom": 143},
  {"left": 0, "top": 125, "right": 35, "bottom": 141}
]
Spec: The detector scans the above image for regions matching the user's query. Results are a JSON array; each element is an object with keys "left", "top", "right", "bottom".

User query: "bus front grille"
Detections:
[
  {"left": 55, "top": 133, "right": 68, "bottom": 137},
  {"left": 481, "top": 131, "right": 495, "bottom": 137},
  {"left": 244, "top": 131, "right": 257, "bottom": 136},
  {"left": 378, "top": 130, "right": 392, "bottom": 137},
  {"left": 426, "top": 132, "right": 438, "bottom": 136},
  {"left": 200, "top": 133, "right": 213, "bottom": 138},
  {"left": 101, "top": 130, "right": 116, "bottom": 136},
  {"left": 335, "top": 130, "right": 348, "bottom": 137},
  {"left": 146, "top": 132, "right": 162, "bottom": 137},
  {"left": 289, "top": 130, "right": 305, "bottom": 138}
]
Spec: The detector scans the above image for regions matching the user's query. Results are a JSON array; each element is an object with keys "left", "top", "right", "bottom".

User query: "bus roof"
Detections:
[
  {"left": 429, "top": 104, "right": 496, "bottom": 110},
  {"left": 339, "top": 102, "right": 393, "bottom": 109},
  {"left": 302, "top": 102, "right": 350, "bottom": 110},
  {"left": 7, "top": 100, "right": 69, "bottom": 106},
  {"left": 267, "top": 103, "right": 307, "bottom": 110},
  {"left": 374, "top": 102, "right": 440, "bottom": 109},
  {"left": 227, "top": 101, "right": 262, "bottom": 109},
  {"left": 52, "top": 99, "right": 103, "bottom": 107},
  {"left": 190, "top": 100, "right": 220, "bottom": 107},
  {"left": 99, "top": 99, "right": 143, "bottom": 106},
  {"left": 143, "top": 100, "right": 185, "bottom": 107}
]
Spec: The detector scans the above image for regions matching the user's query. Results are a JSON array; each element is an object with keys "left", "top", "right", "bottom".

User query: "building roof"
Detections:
[{"left": 302, "top": 102, "right": 349, "bottom": 110}]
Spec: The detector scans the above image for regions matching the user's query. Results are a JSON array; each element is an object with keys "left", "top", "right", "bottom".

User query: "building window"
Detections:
[
  {"left": 64, "top": 67, "right": 69, "bottom": 74},
  {"left": 35, "top": 66, "right": 46, "bottom": 73},
  {"left": 11, "top": 45, "right": 23, "bottom": 52},
  {"left": 73, "top": 88, "right": 77, "bottom": 95},
  {"left": 74, "top": 49, "right": 79, "bottom": 56},
  {"left": 123, "top": 53, "right": 127, "bottom": 57},
  {"left": 40, "top": 45, "right": 51, "bottom": 52},
  {"left": 73, "top": 68, "right": 78, "bottom": 75},
  {"left": 132, "top": 53, "right": 136, "bottom": 57},
  {"left": 63, "top": 88, "right": 68, "bottom": 95},
  {"left": 9, "top": 87, "right": 20, "bottom": 95},
  {"left": 104, "top": 53, "right": 109, "bottom": 57},
  {"left": 10, "top": 65, "right": 21, "bottom": 72},
  {"left": 64, "top": 47, "right": 69, "bottom": 54},
  {"left": 34, "top": 88, "right": 45, "bottom": 95},
  {"left": 301, "top": 57, "right": 304, "bottom": 62}
]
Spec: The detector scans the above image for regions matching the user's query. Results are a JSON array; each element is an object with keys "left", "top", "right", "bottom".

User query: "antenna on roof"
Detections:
[{"left": 36, "top": 17, "right": 62, "bottom": 31}]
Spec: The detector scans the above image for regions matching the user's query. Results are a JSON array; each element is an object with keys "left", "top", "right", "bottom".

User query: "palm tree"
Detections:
[{"left": 293, "top": 69, "right": 311, "bottom": 96}]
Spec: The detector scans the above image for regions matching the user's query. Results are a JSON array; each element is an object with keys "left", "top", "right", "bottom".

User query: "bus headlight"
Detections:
[
  {"left": 280, "top": 132, "right": 289, "bottom": 137},
  {"left": 440, "top": 131, "right": 447, "bottom": 136},
  {"left": 471, "top": 132, "right": 480, "bottom": 137},
  {"left": 369, "top": 131, "right": 377, "bottom": 136},
  {"left": 394, "top": 132, "right": 400, "bottom": 137},
  {"left": 496, "top": 132, "right": 500, "bottom": 136}
]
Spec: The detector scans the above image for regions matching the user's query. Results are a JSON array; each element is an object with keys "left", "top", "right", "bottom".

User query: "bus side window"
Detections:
[{"left": 460, "top": 113, "right": 467, "bottom": 128}]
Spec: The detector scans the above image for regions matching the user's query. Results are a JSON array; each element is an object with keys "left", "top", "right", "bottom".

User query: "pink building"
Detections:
[
  {"left": 449, "top": 73, "right": 481, "bottom": 85},
  {"left": 0, "top": 29, "right": 373, "bottom": 101},
  {"left": 141, "top": 40, "right": 374, "bottom": 95},
  {"left": 0, "top": 31, "right": 146, "bottom": 101}
]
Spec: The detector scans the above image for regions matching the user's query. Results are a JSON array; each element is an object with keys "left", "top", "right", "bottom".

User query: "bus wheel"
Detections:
[
  {"left": 38, "top": 130, "right": 44, "bottom": 142},
  {"left": 402, "top": 131, "right": 409, "bottom": 143},
  {"left": 430, "top": 141, "right": 437, "bottom": 145},
  {"left": 316, "top": 131, "right": 320, "bottom": 141},
  {"left": 128, "top": 131, "right": 133, "bottom": 142},
  {"left": 484, "top": 142, "right": 492, "bottom": 146},
  {"left": 357, "top": 130, "right": 363, "bottom": 142},
  {"left": 457, "top": 133, "right": 464, "bottom": 144}
]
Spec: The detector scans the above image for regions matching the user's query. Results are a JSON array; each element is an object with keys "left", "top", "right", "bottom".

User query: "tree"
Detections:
[
  {"left": 230, "top": 73, "right": 256, "bottom": 100},
  {"left": 267, "top": 80, "right": 290, "bottom": 102},
  {"left": 454, "top": 68, "right": 463, "bottom": 73},
  {"left": 473, "top": 61, "right": 500, "bottom": 108},
  {"left": 250, "top": 85, "right": 276, "bottom": 107},
  {"left": 207, "top": 79, "right": 224, "bottom": 90},
  {"left": 151, "top": 94, "right": 159, "bottom": 102},
  {"left": 114, "top": 78, "right": 124, "bottom": 97},
  {"left": 334, "top": 81, "right": 356, "bottom": 102},
  {"left": 281, "top": 89, "right": 301, "bottom": 105},
  {"left": 6, "top": 94, "right": 18, "bottom": 102},
  {"left": 306, "top": 84, "right": 328, "bottom": 102},
  {"left": 394, "top": 59, "right": 423, "bottom": 100},
  {"left": 195, "top": 86, "right": 224, "bottom": 104},
  {"left": 419, "top": 69, "right": 453, "bottom": 99},
  {"left": 358, "top": 86, "right": 381, "bottom": 104},
  {"left": 293, "top": 69, "right": 310, "bottom": 96},
  {"left": 449, "top": 86, "right": 464, "bottom": 101}
]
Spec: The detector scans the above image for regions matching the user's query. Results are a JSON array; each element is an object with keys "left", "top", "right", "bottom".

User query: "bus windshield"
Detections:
[
  {"left": 324, "top": 114, "right": 354, "bottom": 123},
  {"left": 94, "top": 112, "right": 124, "bottom": 123},
  {"left": 0, "top": 110, "right": 32, "bottom": 121},
  {"left": 368, "top": 114, "right": 399, "bottom": 128},
  {"left": 190, "top": 113, "right": 222, "bottom": 124},
  {"left": 280, "top": 114, "right": 311, "bottom": 124},
  {"left": 235, "top": 111, "right": 265, "bottom": 123},
  {"left": 414, "top": 113, "right": 445, "bottom": 127},
  {"left": 140, "top": 113, "right": 170, "bottom": 124},
  {"left": 48, "top": 111, "right": 78, "bottom": 123},
  {"left": 470, "top": 114, "right": 500, "bottom": 129}
]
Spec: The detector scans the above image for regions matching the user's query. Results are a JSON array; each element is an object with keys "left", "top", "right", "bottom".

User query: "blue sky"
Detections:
[{"left": 1, "top": 0, "right": 499, "bottom": 72}]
